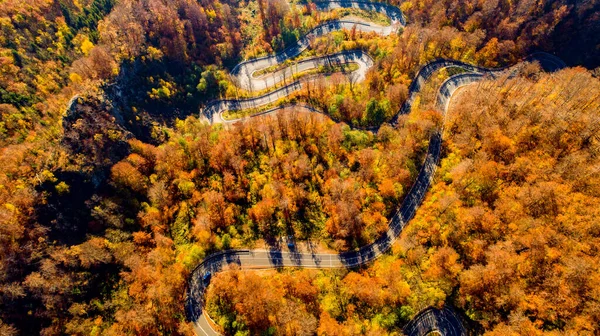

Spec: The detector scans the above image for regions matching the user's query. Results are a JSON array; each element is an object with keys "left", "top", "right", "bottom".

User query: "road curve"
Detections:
[
  {"left": 205, "top": 50, "right": 374, "bottom": 124},
  {"left": 203, "top": 57, "right": 502, "bottom": 124},
  {"left": 231, "top": 0, "right": 404, "bottom": 92},
  {"left": 236, "top": 49, "right": 374, "bottom": 92},
  {"left": 203, "top": 52, "right": 563, "bottom": 125},
  {"left": 403, "top": 306, "right": 468, "bottom": 336},
  {"left": 208, "top": 0, "right": 402, "bottom": 122}
]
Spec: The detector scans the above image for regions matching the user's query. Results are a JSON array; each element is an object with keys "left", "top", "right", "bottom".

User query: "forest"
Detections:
[
  {"left": 204, "top": 67, "right": 600, "bottom": 336},
  {"left": 0, "top": 0, "right": 599, "bottom": 335}
]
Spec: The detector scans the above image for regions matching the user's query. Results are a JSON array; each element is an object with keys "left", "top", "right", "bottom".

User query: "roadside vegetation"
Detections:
[{"left": 110, "top": 110, "right": 438, "bottom": 252}]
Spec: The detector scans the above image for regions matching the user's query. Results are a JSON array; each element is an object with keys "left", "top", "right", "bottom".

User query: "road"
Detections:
[
  {"left": 205, "top": 0, "right": 406, "bottom": 123},
  {"left": 191, "top": 1, "right": 567, "bottom": 335},
  {"left": 203, "top": 53, "right": 564, "bottom": 125},
  {"left": 231, "top": 0, "right": 404, "bottom": 92},
  {"left": 403, "top": 306, "right": 468, "bottom": 336},
  {"left": 235, "top": 50, "right": 374, "bottom": 92}
]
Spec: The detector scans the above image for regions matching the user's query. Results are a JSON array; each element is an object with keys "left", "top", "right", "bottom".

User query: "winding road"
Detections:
[
  {"left": 235, "top": 49, "right": 374, "bottom": 92},
  {"left": 231, "top": 0, "right": 404, "bottom": 92},
  {"left": 206, "top": 0, "right": 406, "bottom": 123},
  {"left": 190, "top": 1, "right": 566, "bottom": 335}
]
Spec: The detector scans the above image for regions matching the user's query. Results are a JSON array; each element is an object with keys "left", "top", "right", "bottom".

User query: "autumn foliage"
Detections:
[{"left": 0, "top": 0, "right": 599, "bottom": 335}]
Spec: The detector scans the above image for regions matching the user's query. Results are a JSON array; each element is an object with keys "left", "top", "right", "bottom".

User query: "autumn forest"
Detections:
[{"left": 0, "top": 0, "right": 599, "bottom": 335}]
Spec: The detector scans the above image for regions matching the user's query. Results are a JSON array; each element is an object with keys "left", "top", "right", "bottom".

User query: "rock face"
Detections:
[
  {"left": 62, "top": 95, "right": 132, "bottom": 176},
  {"left": 37, "top": 95, "right": 133, "bottom": 245}
]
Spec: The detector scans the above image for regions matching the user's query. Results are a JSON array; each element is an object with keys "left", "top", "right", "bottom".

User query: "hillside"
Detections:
[{"left": 0, "top": 0, "right": 598, "bottom": 335}]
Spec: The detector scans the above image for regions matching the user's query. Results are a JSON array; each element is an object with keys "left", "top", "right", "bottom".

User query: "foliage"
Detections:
[
  {"left": 114, "top": 112, "right": 436, "bottom": 251},
  {"left": 0, "top": 0, "right": 598, "bottom": 335}
]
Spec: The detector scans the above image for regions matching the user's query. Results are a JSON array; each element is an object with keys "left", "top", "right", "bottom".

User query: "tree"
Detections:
[
  {"left": 363, "top": 98, "right": 388, "bottom": 125},
  {"left": 111, "top": 161, "right": 147, "bottom": 193}
]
